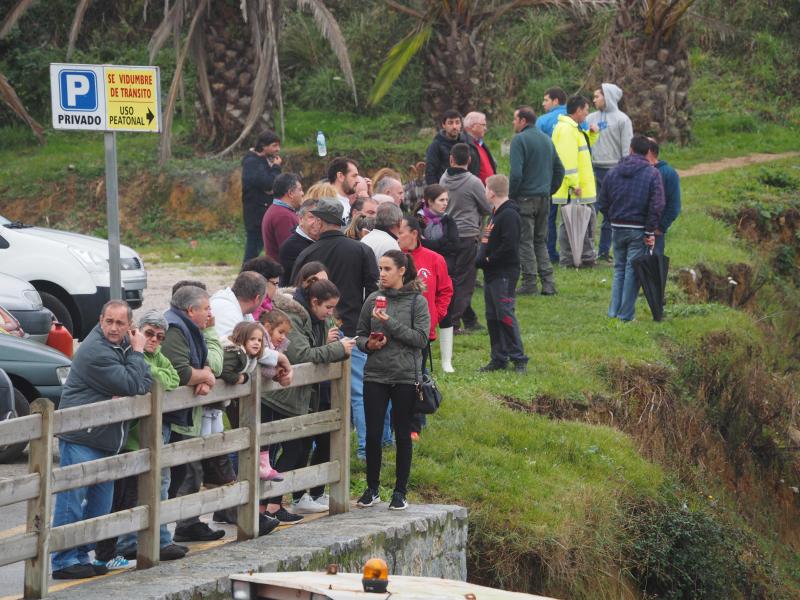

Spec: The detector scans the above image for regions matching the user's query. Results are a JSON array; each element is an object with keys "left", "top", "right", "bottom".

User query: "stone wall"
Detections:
[{"left": 47, "top": 504, "right": 467, "bottom": 600}]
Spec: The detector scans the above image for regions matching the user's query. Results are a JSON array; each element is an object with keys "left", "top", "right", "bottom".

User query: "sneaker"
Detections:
[
  {"left": 513, "top": 362, "right": 528, "bottom": 374},
  {"left": 90, "top": 562, "right": 109, "bottom": 575},
  {"left": 541, "top": 282, "right": 557, "bottom": 296},
  {"left": 356, "top": 488, "right": 380, "bottom": 508},
  {"left": 312, "top": 494, "right": 329, "bottom": 507},
  {"left": 95, "top": 555, "right": 130, "bottom": 570},
  {"left": 213, "top": 508, "right": 237, "bottom": 524},
  {"left": 410, "top": 432, "right": 420, "bottom": 442},
  {"left": 159, "top": 544, "right": 187, "bottom": 561},
  {"left": 291, "top": 493, "right": 329, "bottom": 514},
  {"left": 259, "top": 513, "right": 280, "bottom": 536},
  {"left": 598, "top": 253, "right": 613, "bottom": 264},
  {"left": 388, "top": 491, "right": 408, "bottom": 511},
  {"left": 463, "top": 321, "right": 485, "bottom": 332},
  {"left": 479, "top": 361, "right": 507, "bottom": 373},
  {"left": 173, "top": 521, "right": 226, "bottom": 542},
  {"left": 268, "top": 506, "right": 304, "bottom": 524},
  {"left": 53, "top": 563, "right": 97, "bottom": 579}
]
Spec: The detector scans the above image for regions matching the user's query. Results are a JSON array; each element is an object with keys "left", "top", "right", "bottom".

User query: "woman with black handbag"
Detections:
[{"left": 355, "top": 250, "right": 430, "bottom": 511}]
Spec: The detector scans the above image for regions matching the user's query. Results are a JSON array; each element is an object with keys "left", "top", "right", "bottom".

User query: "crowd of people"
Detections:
[{"left": 50, "top": 81, "right": 681, "bottom": 580}]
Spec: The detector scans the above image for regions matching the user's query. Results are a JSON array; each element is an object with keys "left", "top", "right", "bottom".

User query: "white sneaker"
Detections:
[
  {"left": 290, "top": 493, "right": 328, "bottom": 514},
  {"left": 312, "top": 494, "right": 329, "bottom": 507}
]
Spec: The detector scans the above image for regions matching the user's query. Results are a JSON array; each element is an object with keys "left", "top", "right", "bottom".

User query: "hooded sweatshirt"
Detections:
[
  {"left": 585, "top": 83, "right": 634, "bottom": 168},
  {"left": 440, "top": 167, "right": 492, "bottom": 238},
  {"left": 356, "top": 281, "right": 430, "bottom": 385},
  {"left": 424, "top": 130, "right": 481, "bottom": 184},
  {"left": 596, "top": 153, "right": 665, "bottom": 235}
]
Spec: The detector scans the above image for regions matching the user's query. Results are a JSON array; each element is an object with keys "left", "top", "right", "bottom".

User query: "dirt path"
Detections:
[{"left": 677, "top": 151, "right": 799, "bottom": 178}]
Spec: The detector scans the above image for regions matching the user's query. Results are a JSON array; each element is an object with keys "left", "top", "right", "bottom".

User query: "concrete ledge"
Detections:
[{"left": 47, "top": 504, "right": 468, "bottom": 600}]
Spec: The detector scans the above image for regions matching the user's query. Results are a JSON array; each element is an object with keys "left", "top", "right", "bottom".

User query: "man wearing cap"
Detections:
[{"left": 291, "top": 198, "right": 379, "bottom": 461}]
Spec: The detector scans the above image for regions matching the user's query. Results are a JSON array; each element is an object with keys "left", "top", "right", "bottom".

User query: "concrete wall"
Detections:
[{"left": 47, "top": 504, "right": 467, "bottom": 600}]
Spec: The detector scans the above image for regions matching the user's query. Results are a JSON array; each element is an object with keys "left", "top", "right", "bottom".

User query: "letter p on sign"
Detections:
[{"left": 59, "top": 70, "right": 97, "bottom": 111}]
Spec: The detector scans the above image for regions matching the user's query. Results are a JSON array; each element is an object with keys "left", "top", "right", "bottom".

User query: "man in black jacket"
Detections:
[
  {"left": 241, "top": 130, "right": 282, "bottom": 263},
  {"left": 278, "top": 199, "right": 321, "bottom": 285},
  {"left": 476, "top": 175, "right": 528, "bottom": 374},
  {"left": 51, "top": 300, "right": 151, "bottom": 579},
  {"left": 424, "top": 109, "right": 481, "bottom": 184}
]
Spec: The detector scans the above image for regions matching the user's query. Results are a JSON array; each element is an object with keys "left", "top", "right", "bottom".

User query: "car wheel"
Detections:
[
  {"left": 39, "top": 291, "right": 74, "bottom": 336},
  {"left": 0, "top": 388, "right": 31, "bottom": 463}
]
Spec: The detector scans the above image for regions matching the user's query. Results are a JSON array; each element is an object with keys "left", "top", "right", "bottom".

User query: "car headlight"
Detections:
[
  {"left": 231, "top": 581, "right": 254, "bottom": 600},
  {"left": 68, "top": 247, "right": 108, "bottom": 273},
  {"left": 120, "top": 257, "right": 142, "bottom": 270},
  {"left": 23, "top": 289, "right": 43, "bottom": 309},
  {"left": 56, "top": 366, "right": 71, "bottom": 386}
]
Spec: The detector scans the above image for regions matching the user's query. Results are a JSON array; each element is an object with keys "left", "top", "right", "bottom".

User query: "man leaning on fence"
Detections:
[{"left": 51, "top": 300, "right": 152, "bottom": 580}]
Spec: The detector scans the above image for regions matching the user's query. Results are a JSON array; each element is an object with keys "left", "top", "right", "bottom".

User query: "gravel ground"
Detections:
[{"left": 132, "top": 262, "right": 238, "bottom": 322}]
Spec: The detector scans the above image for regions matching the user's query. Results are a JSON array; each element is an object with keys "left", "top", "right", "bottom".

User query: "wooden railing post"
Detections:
[
  {"left": 23, "top": 399, "right": 54, "bottom": 599},
  {"left": 329, "top": 358, "right": 351, "bottom": 515},
  {"left": 137, "top": 383, "right": 162, "bottom": 569},
  {"left": 236, "top": 374, "right": 261, "bottom": 540}
]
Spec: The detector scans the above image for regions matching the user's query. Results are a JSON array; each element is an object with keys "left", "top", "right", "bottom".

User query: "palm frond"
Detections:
[
  {"left": 149, "top": 0, "right": 186, "bottom": 63},
  {"left": 385, "top": 0, "right": 425, "bottom": 19},
  {"left": 0, "top": 72, "right": 44, "bottom": 144},
  {"left": 294, "top": 0, "right": 358, "bottom": 106},
  {"left": 66, "top": 0, "right": 92, "bottom": 60},
  {"left": 159, "top": 0, "right": 207, "bottom": 164},
  {"left": 0, "top": 0, "right": 35, "bottom": 39},
  {"left": 479, "top": 0, "right": 617, "bottom": 27},
  {"left": 367, "top": 24, "right": 431, "bottom": 107}
]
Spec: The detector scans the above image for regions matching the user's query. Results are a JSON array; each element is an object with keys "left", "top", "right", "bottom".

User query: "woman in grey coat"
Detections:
[{"left": 355, "top": 250, "right": 430, "bottom": 511}]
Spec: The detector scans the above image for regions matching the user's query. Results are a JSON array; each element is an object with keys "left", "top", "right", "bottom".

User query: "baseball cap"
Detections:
[{"left": 311, "top": 197, "right": 345, "bottom": 226}]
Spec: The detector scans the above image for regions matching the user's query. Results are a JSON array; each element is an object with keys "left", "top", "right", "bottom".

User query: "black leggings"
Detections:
[{"left": 364, "top": 381, "right": 416, "bottom": 495}]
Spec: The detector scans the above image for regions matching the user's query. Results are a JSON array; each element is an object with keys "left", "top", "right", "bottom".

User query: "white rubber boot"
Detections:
[{"left": 439, "top": 327, "right": 455, "bottom": 373}]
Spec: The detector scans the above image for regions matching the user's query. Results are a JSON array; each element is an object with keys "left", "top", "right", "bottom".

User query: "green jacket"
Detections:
[
  {"left": 221, "top": 340, "right": 258, "bottom": 385},
  {"left": 508, "top": 123, "right": 565, "bottom": 199},
  {"left": 262, "top": 288, "right": 348, "bottom": 416},
  {"left": 356, "top": 281, "right": 430, "bottom": 385},
  {"left": 204, "top": 326, "right": 224, "bottom": 377},
  {"left": 125, "top": 348, "right": 180, "bottom": 451}
]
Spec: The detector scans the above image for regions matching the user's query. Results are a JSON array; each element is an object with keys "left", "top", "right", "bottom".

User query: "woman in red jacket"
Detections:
[{"left": 397, "top": 215, "right": 454, "bottom": 439}]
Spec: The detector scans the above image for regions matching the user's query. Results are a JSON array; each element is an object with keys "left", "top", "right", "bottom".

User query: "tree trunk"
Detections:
[
  {"left": 597, "top": 1, "right": 693, "bottom": 144},
  {"left": 198, "top": 2, "right": 278, "bottom": 148},
  {"left": 421, "top": 19, "right": 497, "bottom": 123}
]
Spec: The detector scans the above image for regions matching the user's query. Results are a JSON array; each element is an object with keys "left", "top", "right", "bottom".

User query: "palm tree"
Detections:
[
  {"left": 596, "top": 0, "right": 695, "bottom": 143},
  {"left": 150, "top": 0, "right": 357, "bottom": 162},
  {"left": 368, "top": 0, "right": 612, "bottom": 120}
]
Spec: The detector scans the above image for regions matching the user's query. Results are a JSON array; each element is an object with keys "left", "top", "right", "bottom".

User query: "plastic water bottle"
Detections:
[{"left": 316, "top": 131, "right": 327, "bottom": 157}]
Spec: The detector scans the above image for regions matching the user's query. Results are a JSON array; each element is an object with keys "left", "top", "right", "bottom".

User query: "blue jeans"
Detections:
[
  {"left": 52, "top": 440, "right": 115, "bottom": 571},
  {"left": 547, "top": 201, "right": 559, "bottom": 262},
  {"left": 608, "top": 228, "right": 646, "bottom": 322},
  {"left": 116, "top": 424, "right": 173, "bottom": 554},
  {"left": 594, "top": 167, "right": 613, "bottom": 256},
  {"left": 351, "top": 347, "right": 393, "bottom": 459}
]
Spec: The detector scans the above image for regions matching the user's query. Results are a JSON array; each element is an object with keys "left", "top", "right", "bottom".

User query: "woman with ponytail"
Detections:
[{"left": 355, "top": 250, "right": 430, "bottom": 511}]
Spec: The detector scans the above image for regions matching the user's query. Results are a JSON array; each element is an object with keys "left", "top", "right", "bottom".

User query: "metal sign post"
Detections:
[
  {"left": 104, "top": 132, "right": 122, "bottom": 300},
  {"left": 50, "top": 63, "right": 161, "bottom": 303}
]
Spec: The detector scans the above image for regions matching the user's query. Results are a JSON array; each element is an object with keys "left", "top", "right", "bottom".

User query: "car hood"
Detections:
[
  {"left": 0, "top": 272, "right": 41, "bottom": 310},
  {"left": 12, "top": 226, "right": 140, "bottom": 259},
  {"left": 0, "top": 333, "right": 71, "bottom": 366}
]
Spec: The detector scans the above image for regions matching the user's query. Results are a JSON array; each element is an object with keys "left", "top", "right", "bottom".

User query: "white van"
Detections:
[{"left": 0, "top": 214, "right": 147, "bottom": 339}]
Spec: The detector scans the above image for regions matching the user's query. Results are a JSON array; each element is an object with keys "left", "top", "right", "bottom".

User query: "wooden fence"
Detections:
[{"left": 0, "top": 360, "right": 351, "bottom": 599}]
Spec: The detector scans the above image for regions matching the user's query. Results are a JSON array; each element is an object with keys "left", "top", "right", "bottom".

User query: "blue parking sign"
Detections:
[{"left": 58, "top": 70, "right": 97, "bottom": 111}]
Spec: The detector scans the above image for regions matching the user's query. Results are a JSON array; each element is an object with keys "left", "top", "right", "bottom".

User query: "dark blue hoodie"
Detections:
[{"left": 597, "top": 153, "right": 665, "bottom": 235}]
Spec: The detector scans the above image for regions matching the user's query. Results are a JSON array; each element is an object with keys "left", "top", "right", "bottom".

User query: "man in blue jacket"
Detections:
[
  {"left": 647, "top": 138, "right": 681, "bottom": 256},
  {"left": 597, "top": 135, "right": 665, "bottom": 322},
  {"left": 51, "top": 300, "right": 152, "bottom": 579},
  {"left": 536, "top": 87, "right": 568, "bottom": 263}
]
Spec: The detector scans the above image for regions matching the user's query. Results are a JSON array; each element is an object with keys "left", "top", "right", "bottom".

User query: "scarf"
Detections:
[{"left": 420, "top": 207, "right": 445, "bottom": 241}]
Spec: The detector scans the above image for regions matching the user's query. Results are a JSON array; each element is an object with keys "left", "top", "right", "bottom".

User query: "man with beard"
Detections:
[
  {"left": 424, "top": 109, "right": 480, "bottom": 184},
  {"left": 327, "top": 156, "right": 360, "bottom": 223}
]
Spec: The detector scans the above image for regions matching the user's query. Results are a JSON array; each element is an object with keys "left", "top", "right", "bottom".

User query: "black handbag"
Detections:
[{"left": 411, "top": 297, "right": 442, "bottom": 415}]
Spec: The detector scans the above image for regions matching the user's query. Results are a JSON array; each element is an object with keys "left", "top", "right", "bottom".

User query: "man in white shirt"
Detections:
[{"left": 361, "top": 202, "right": 402, "bottom": 264}]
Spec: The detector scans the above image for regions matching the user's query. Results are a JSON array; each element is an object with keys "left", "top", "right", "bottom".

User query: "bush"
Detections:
[{"left": 627, "top": 500, "right": 778, "bottom": 599}]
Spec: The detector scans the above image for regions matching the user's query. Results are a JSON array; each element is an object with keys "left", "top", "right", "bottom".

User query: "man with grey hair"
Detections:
[
  {"left": 279, "top": 198, "right": 321, "bottom": 285},
  {"left": 51, "top": 300, "right": 152, "bottom": 579},
  {"left": 464, "top": 111, "right": 497, "bottom": 184},
  {"left": 96, "top": 309, "right": 187, "bottom": 565},
  {"left": 361, "top": 201, "right": 402, "bottom": 264},
  {"left": 371, "top": 193, "right": 396, "bottom": 205},
  {"left": 374, "top": 176, "right": 404, "bottom": 208}
]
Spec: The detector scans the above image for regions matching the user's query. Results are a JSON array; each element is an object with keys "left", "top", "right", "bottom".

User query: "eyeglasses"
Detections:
[
  {"left": 267, "top": 278, "right": 280, "bottom": 286},
  {"left": 143, "top": 330, "right": 166, "bottom": 341}
]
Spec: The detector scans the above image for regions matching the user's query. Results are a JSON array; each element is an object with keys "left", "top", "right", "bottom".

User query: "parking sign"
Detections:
[{"left": 50, "top": 64, "right": 106, "bottom": 130}]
